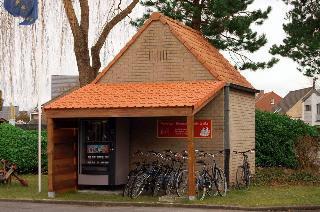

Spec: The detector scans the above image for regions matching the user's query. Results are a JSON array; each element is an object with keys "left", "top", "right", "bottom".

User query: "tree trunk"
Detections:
[
  {"left": 78, "top": 65, "right": 97, "bottom": 86},
  {"left": 191, "top": 0, "right": 202, "bottom": 31}
]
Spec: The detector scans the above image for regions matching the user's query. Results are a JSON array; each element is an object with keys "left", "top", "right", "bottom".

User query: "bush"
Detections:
[
  {"left": 254, "top": 167, "right": 320, "bottom": 186},
  {"left": 295, "top": 136, "right": 320, "bottom": 171},
  {"left": 256, "top": 110, "right": 319, "bottom": 168},
  {"left": 0, "top": 123, "right": 47, "bottom": 174}
]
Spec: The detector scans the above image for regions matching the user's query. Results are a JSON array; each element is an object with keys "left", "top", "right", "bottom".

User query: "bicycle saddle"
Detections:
[{"left": 196, "top": 160, "right": 206, "bottom": 164}]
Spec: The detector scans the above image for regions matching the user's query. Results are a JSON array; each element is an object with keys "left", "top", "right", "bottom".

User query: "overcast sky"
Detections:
[
  {"left": 0, "top": 0, "right": 315, "bottom": 110},
  {"left": 240, "top": 0, "right": 312, "bottom": 96}
]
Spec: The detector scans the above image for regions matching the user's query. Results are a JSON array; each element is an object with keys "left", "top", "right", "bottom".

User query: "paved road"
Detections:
[
  {"left": 0, "top": 201, "right": 314, "bottom": 212},
  {"left": 0, "top": 201, "right": 253, "bottom": 212}
]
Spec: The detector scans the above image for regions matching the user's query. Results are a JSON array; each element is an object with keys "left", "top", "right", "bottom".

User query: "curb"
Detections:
[{"left": 0, "top": 198, "right": 320, "bottom": 211}]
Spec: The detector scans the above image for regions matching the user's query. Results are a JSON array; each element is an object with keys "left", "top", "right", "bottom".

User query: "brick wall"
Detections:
[
  {"left": 228, "top": 89, "right": 255, "bottom": 184},
  {"left": 98, "top": 21, "right": 214, "bottom": 84},
  {"left": 129, "top": 91, "right": 224, "bottom": 172},
  {"left": 96, "top": 19, "right": 256, "bottom": 185}
]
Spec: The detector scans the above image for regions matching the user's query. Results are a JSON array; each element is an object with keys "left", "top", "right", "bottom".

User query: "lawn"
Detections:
[{"left": 0, "top": 174, "right": 320, "bottom": 207}]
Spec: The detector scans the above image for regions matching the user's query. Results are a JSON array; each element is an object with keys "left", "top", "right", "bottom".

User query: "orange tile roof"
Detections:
[
  {"left": 93, "top": 12, "right": 253, "bottom": 89},
  {"left": 44, "top": 81, "right": 225, "bottom": 110},
  {"left": 255, "top": 91, "right": 282, "bottom": 112}
]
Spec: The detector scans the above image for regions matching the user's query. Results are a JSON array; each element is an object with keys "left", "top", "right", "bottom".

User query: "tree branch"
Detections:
[
  {"left": 63, "top": 0, "right": 81, "bottom": 38},
  {"left": 79, "top": 0, "right": 89, "bottom": 39},
  {"left": 91, "top": 0, "right": 139, "bottom": 71},
  {"left": 92, "top": 0, "right": 139, "bottom": 54}
]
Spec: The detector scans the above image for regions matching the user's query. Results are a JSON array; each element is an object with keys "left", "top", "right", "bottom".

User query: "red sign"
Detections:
[{"left": 157, "top": 120, "right": 212, "bottom": 138}]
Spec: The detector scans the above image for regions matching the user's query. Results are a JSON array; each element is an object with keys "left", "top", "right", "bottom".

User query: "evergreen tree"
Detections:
[
  {"left": 270, "top": 0, "right": 320, "bottom": 77},
  {"left": 133, "top": 0, "right": 278, "bottom": 70}
]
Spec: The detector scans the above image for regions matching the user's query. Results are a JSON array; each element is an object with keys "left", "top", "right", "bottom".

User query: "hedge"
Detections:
[
  {"left": 0, "top": 111, "right": 318, "bottom": 173},
  {"left": 256, "top": 110, "right": 319, "bottom": 168},
  {"left": 0, "top": 123, "right": 47, "bottom": 174}
]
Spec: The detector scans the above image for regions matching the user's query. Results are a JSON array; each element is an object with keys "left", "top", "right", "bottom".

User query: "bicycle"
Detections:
[
  {"left": 206, "top": 152, "right": 227, "bottom": 197},
  {"left": 123, "top": 151, "right": 144, "bottom": 197},
  {"left": 233, "top": 149, "right": 255, "bottom": 189},
  {"left": 153, "top": 150, "right": 187, "bottom": 197},
  {"left": 130, "top": 151, "right": 161, "bottom": 198},
  {"left": 195, "top": 150, "right": 227, "bottom": 200}
]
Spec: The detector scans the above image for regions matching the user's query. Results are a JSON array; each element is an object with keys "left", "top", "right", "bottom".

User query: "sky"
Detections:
[
  {"left": 240, "top": 0, "right": 312, "bottom": 96},
  {"left": 0, "top": 0, "right": 315, "bottom": 110}
]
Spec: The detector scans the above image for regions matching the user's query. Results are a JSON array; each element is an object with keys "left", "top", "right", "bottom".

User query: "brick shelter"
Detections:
[{"left": 44, "top": 13, "right": 257, "bottom": 199}]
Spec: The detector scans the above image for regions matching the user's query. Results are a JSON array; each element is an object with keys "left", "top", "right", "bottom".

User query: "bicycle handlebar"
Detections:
[{"left": 233, "top": 149, "right": 255, "bottom": 154}]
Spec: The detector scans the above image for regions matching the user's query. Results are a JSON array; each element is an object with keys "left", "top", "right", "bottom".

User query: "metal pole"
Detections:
[
  {"left": 38, "top": 95, "right": 42, "bottom": 193},
  {"left": 37, "top": 0, "right": 42, "bottom": 193}
]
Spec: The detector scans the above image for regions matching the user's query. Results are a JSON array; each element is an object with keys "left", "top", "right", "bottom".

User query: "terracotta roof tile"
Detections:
[
  {"left": 93, "top": 13, "right": 253, "bottom": 89},
  {"left": 44, "top": 81, "right": 225, "bottom": 110}
]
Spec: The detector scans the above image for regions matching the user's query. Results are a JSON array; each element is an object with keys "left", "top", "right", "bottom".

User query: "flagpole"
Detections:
[{"left": 38, "top": 0, "right": 42, "bottom": 193}]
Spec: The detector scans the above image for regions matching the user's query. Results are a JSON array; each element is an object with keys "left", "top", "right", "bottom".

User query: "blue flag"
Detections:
[{"left": 4, "top": 0, "right": 38, "bottom": 25}]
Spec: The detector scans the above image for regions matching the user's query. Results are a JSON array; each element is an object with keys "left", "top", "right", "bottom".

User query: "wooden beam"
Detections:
[
  {"left": 187, "top": 115, "right": 196, "bottom": 200},
  {"left": 47, "top": 118, "right": 55, "bottom": 194},
  {"left": 45, "top": 107, "right": 193, "bottom": 118}
]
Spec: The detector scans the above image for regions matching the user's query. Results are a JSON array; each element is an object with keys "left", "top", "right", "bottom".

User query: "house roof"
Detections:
[
  {"left": 93, "top": 12, "right": 253, "bottom": 89},
  {"left": 276, "top": 87, "right": 312, "bottom": 114},
  {"left": 44, "top": 80, "right": 225, "bottom": 111},
  {"left": 0, "top": 117, "right": 8, "bottom": 123},
  {"left": 255, "top": 91, "right": 282, "bottom": 112},
  {"left": 301, "top": 89, "right": 320, "bottom": 101}
]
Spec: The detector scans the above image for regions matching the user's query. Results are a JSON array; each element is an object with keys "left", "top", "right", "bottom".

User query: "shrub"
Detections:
[
  {"left": 256, "top": 110, "right": 319, "bottom": 168},
  {"left": 295, "top": 135, "right": 320, "bottom": 171},
  {"left": 254, "top": 167, "right": 320, "bottom": 186},
  {"left": 0, "top": 123, "right": 47, "bottom": 174}
]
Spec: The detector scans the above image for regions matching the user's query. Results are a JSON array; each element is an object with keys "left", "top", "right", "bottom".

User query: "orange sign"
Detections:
[{"left": 157, "top": 120, "right": 212, "bottom": 138}]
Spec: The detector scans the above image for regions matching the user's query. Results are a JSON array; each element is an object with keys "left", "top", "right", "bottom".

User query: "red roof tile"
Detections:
[
  {"left": 255, "top": 91, "right": 282, "bottom": 112},
  {"left": 93, "top": 12, "right": 253, "bottom": 89},
  {"left": 44, "top": 81, "right": 225, "bottom": 110}
]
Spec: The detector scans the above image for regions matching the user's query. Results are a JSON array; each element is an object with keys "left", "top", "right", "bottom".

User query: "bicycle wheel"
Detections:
[
  {"left": 131, "top": 174, "right": 148, "bottom": 199},
  {"left": 244, "top": 167, "right": 251, "bottom": 188},
  {"left": 236, "top": 166, "right": 247, "bottom": 189},
  {"left": 176, "top": 170, "right": 188, "bottom": 197},
  {"left": 123, "top": 175, "right": 133, "bottom": 197},
  {"left": 196, "top": 172, "right": 206, "bottom": 200},
  {"left": 153, "top": 174, "right": 164, "bottom": 197},
  {"left": 165, "top": 170, "right": 177, "bottom": 195},
  {"left": 213, "top": 168, "right": 227, "bottom": 196}
]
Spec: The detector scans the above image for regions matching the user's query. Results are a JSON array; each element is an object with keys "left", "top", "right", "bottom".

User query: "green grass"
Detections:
[{"left": 0, "top": 175, "right": 320, "bottom": 207}]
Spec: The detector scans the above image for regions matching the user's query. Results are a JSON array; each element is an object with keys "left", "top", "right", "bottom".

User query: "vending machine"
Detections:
[{"left": 78, "top": 119, "right": 116, "bottom": 186}]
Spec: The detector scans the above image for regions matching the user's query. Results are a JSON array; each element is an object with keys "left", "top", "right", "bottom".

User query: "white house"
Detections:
[
  {"left": 275, "top": 87, "right": 320, "bottom": 126},
  {"left": 301, "top": 90, "right": 320, "bottom": 126}
]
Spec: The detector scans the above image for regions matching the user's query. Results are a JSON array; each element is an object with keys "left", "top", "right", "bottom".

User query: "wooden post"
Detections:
[
  {"left": 187, "top": 115, "right": 195, "bottom": 200},
  {"left": 47, "top": 118, "right": 55, "bottom": 198}
]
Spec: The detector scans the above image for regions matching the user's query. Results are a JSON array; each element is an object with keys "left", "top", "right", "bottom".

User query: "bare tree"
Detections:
[{"left": 63, "top": 0, "right": 139, "bottom": 86}]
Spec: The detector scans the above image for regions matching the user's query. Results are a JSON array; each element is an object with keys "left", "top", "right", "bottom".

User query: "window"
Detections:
[
  {"left": 270, "top": 98, "right": 275, "bottom": 105},
  {"left": 305, "top": 105, "right": 311, "bottom": 111},
  {"left": 317, "top": 104, "right": 320, "bottom": 115}
]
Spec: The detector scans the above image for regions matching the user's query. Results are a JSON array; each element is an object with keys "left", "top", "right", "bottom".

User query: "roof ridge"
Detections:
[
  {"left": 155, "top": 13, "right": 202, "bottom": 35},
  {"left": 96, "top": 79, "right": 220, "bottom": 86}
]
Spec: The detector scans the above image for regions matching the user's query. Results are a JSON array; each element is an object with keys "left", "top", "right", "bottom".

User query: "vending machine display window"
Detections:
[{"left": 79, "top": 119, "right": 116, "bottom": 183}]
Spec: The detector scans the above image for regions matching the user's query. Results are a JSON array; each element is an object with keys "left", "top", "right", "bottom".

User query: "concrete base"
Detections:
[
  {"left": 78, "top": 190, "right": 122, "bottom": 195},
  {"left": 188, "top": 196, "right": 195, "bottom": 201},
  {"left": 48, "top": 192, "right": 56, "bottom": 198},
  {"left": 9, "top": 119, "right": 15, "bottom": 126}
]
